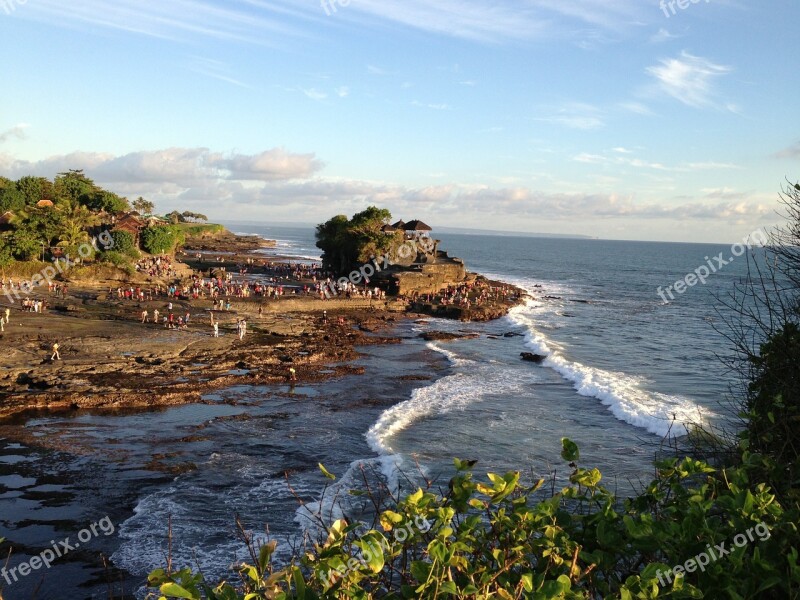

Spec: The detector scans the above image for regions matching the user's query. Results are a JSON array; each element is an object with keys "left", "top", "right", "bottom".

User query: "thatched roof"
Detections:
[
  {"left": 36, "top": 199, "right": 54, "bottom": 208},
  {"left": 391, "top": 220, "right": 406, "bottom": 229},
  {"left": 403, "top": 220, "right": 432, "bottom": 231},
  {"left": 380, "top": 224, "right": 397, "bottom": 232}
]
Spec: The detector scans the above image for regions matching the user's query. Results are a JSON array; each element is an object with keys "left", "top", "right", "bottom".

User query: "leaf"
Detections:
[
  {"left": 520, "top": 572, "right": 534, "bottom": 593},
  {"left": 561, "top": 438, "right": 580, "bottom": 462},
  {"left": 159, "top": 583, "right": 197, "bottom": 599},
  {"left": 357, "top": 533, "right": 387, "bottom": 573},
  {"left": 407, "top": 488, "right": 424, "bottom": 506},
  {"left": 440, "top": 581, "right": 459, "bottom": 595},
  {"left": 318, "top": 463, "right": 336, "bottom": 480},
  {"left": 380, "top": 510, "right": 403, "bottom": 531}
]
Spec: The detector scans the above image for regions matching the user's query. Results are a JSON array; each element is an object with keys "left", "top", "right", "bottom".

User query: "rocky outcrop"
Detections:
[{"left": 418, "top": 331, "right": 479, "bottom": 341}]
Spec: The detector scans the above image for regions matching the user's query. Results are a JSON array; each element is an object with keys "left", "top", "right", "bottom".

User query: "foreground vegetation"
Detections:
[
  {"left": 0, "top": 171, "right": 212, "bottom": 274},
  {"left": 144, "top": 183, "right": 800, "bottom": 599}
]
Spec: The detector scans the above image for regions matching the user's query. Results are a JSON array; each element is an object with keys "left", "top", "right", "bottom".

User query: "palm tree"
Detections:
[
  {"left": 58, "top": 200, "right": 100, "bottom": 231},
  {"left": 56, "top": 222, "right": 91, "bottom": 248}
]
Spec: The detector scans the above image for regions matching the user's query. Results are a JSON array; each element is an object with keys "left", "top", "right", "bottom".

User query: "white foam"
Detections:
[
  {"left": 112, "top": 480, "right": 294, "bottom": 580},
  {"left": 294, "top": 456, "right": 397, "bottom": 539},
  {"left": 365, "top": 342, "right": 540, "bottom": 457},
  {"left": 508, "top": 296, "right": 712, "bottom": 437}
]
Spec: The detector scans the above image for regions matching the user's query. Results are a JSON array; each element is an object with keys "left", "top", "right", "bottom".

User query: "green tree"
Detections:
[
  {"left": 0, "top": 241, "right": 14, "bottom": 278},
  {"left": 141, "top": 225, "right": 184, "bottom": 255},
  {"left": 133, "top": 196, "right": 155, "bottom": 216},
  {"left": 12, "top": 206, "right": 63, "bottom": 248},
  {"left": 16, "top": 175, "right": 47, "bottom": 206},
  {"left": 316, "top": 214, "right": 353, "bottom": 273},
  {"left": 166, "top": 210, "right": 185, "bottom": 224},
  {"left": 0, "top": 186, "right": 26, "bottom": 213},
  {"left": 86, "top": 190, "right": 130, "bottom": 213},
  {"left": 181, "top": 211, "right": 208, "bottom": 222},
  {"left": 8, "top": 228, "right": 44, "bottom": 261},
  {"left": 56, "top": 222, "right": 91, "bottom": 249},
  {"left": 315, "top": 207, "right": 397, "bottom": 274},
  {"left": 110, "top": 230, "right": 138, "bottom": 256},
  {"left": 54, "top": 170, "right": 96, "bottom": 206},
  {"left": 58, "top": 200, "right": 100, "bottom": 232}
]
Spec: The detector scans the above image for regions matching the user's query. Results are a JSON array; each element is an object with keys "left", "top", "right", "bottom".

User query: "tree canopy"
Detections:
[{"left": 315, "top": 206, "right": 398, "bottom": 274}]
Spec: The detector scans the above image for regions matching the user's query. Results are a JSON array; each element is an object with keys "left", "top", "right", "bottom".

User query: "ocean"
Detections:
[{"left": 0, "top": 224, "right": 757, "bottom": 598}]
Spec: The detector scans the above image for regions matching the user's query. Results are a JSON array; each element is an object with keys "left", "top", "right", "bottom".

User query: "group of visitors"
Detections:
[
  {"left": 135, "top": 256, "right": 177, "bottom": 279},
  {"left": 412, "top": 281, "right": 519, "bottom": 309}
]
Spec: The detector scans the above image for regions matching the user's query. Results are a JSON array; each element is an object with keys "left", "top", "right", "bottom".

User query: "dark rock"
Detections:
[
  {"left": 419, "top": 331, "right": 479, "bottom": 342},
  {"left": 520, "top": 352, "right": 546, "bottom": 363},
  {"left": 504, "top": 332, "right": 523, "bottom": 338}
]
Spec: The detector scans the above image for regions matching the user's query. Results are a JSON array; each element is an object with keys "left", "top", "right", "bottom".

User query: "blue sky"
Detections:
[{"left": 1, "top": 0, "right": 798, "bottom": 242}]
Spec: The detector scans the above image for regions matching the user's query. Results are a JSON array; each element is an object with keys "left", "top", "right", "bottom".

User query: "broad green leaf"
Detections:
[
  {"left": 561, "top": 438, "right": 580, "bottom": 462},
  {"left": 159, "top": 583, "right": 197, "bottom": 599}
]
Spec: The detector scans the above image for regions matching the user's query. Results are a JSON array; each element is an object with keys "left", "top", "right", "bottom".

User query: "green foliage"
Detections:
[
  {"left": 742, "top": 322, "right": 800, "bottom": 498},
  {"left": 141, "top": 225, "right": 185, "bottom": 255},
  {"left": 85, "top": 189, "right": 130, "bottom": 213},
  {"left": 0, "top": 185, "right": 26, "bottom": 212},
  {"left": 16, "top": 175, "right": 47, "bottom": 205},
  {"left": 54, "top": 170, "right": 96, "bottom": 206},
  {"left": 0, "top": 242, "right": 14, "bottom": 273},
  {"left": 315, "top": 207, "right": 399, "bottom": 274},
  {"left": 100, "top": 250, "right": 134, "bottom": 268},
  {"left": 182, "top": 210, "right": 208, "bottom": 222},
  {"left": 180, "top": 223, "right": 226, "bottom": 237},
  {"left": 110, "top": 230, "right": 138, "bottom": 256},
  {"left": 146, "top": 441, "right": 800, "bottom": 600}
]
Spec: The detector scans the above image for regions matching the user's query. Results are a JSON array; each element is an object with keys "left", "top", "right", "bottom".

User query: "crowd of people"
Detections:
[
  {"left": 135, "top": 256, "right": 177, "bottom": 279},
  {"left": 411, "top": 280, "right": 520, "bottom": 309}
]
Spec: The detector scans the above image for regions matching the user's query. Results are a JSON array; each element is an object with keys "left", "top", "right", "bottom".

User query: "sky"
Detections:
[{"left": 0, "top": 0, "right": 798, "bottom": 243}]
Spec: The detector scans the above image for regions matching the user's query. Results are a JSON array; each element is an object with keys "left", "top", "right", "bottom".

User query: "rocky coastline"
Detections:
[{"left": 0, "top": 229, "right": 527, "bottom": 422}]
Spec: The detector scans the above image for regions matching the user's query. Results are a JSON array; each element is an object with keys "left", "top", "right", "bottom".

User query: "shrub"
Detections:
[
  {"left": 141, "top": 225, "right": 185, "bottom": 255},
  {"left": 146, "top": 440, "right": 799, "bottom": 600},
  {"left": 99, "top": 250, "right": 132, "bottom": 268},
  {"left": 110, "top": 230, "right": 138, "bottom": 256}
]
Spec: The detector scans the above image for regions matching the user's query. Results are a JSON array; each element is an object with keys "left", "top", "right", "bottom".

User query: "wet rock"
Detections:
[
  {"left": 520, "top": 352, "right": 546, "bottom": 363},
  {"left": 419, "top": 331, "right": 479, "bottom": 342}
]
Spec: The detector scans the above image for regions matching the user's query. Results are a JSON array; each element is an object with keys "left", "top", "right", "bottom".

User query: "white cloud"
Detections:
[
  {"left": 412, "top": 101, "right": 452, "bottom": 110},
  {"left": 303, "top": 88, "right": 328, "bottom": 101},
  {"left": 336, "top": 86, "right": 350, "bottom": 98},
  {"left": 18, "top": 0, "right": 646, "bottom": 47},
  {"left": 649, "top": 28, "right": 681, "bottom": 44},
  {"left": 187, "top": 56, "right": 250, "bottom": 88},
  {"left": 0, "top": 147, "right": 772, "bottom": 228},
  {"left": 573, "top": 153, "right": 607, "bottom": 164},
  {"left": 0, "top": 147, "right": 323, "bottom": 185},
  {"left": 619, "top": 102, "right": 655, "bottom": 116},
  {"left": 646, "top": 51, "right": 732, "bottom": 108},
  {"left": 0, "top": 124, "right": 30, "bottom": 144},
  {"left": 535, "top": 102, "right": 605, "bottom": 130}
]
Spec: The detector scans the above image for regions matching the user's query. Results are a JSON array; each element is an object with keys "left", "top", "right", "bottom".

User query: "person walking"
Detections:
[
  {"left": 51, "top": 342, "right": 61, "bottom": 361},
  {"left": 153, "top": 309, "right": 160, "bottom": 323},
  {"left": 213, "top": 322, "right": 219, "bottom": 338},
  {"left": 141, "top": 309, "right": 149, "bottom": 323},
  {"left": 289, "top": 367, "right": 297, "bottom": 382},
  {"left": 4, "top": 307, "right": 9, "bottom": 324}
]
